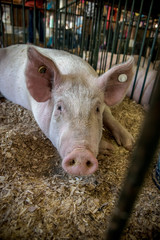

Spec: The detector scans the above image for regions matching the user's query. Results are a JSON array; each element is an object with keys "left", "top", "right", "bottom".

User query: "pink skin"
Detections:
[
  {"left": 50, "top": 92, "right": 103, "bottom": 176},
  {"left": 0, "top": 45, "right": 134, "bottom": 176},
  {"left": 62, "top": 148, "right": 98, "bottom": 176}
]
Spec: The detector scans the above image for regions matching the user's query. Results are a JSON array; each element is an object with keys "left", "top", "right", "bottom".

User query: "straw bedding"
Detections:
[{"left": 0, "top": 97, "right": 160, "bottom": 240}]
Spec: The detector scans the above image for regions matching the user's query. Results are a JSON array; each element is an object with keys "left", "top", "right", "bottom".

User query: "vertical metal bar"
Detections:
[
  {"left": 33, "top": 0, "right": 36, "bottom": 45},
  {"left": 105, "top": 68, "right": 160, "bottom": 240},
  {"left": 43, "top": 1, "right": 46, "bottom": 47},
  {"left": 0, "top": 2, "right": 4, "bottom": 47},
  {"left": 16, "top": 7, "right": 18, "bottom": 43},
  {"left": 4, "top": 5, "right": 8, "bottom": 46},
  {"left": 22, "top": 0, "right": 26, "bottom": 43},
  {"left": 115, "top": 0, "right": 128, "bottom": 64},
  {"left": 91, "top": 0, "right": 99, "bottom": 68},
  {"left": 88, "top": 0, "right": 97, "bottom": 67},
  {"left": 100, "top": 3, "right": 111, "bottom": 73},
  {"left": 55, "top": 0, "right": 59, "bottom": 49},
  {"left": 109, "top": 0, "right": 122, "bottom": 69},
  {"left": 11, "top": 0, "right": 15, "bottom": 44},
  {"left": 103, "top": 0, "right": 115, "bottom": 70},
  {"left": 131, "top": 0, "right": 144, "bottom": 55},
  {"left": 99, "top": 5, "right": 109, "bottom": 74},
  {"left": 153, "top": 42, "right": 160, "bottom": 69},
  {"left": 63, "top": 0, "right": 67, "bottom": 49},
  {"left": 80, "top": 1, "right": 86, "bottom": 57},
  {"left": 93, "top": 0, "right": 104, "bottom": 70},
  {"left": 106, "top": 1, "right": 114, "bottom": 63},
  {"left": 130, "top": 0, "right": 154, "bottom": 100},
  {"left": 141, "top": 18, "right": 154, "bottom": 68},
  {"left": 87, "top": 1, "right": 94, "bottom": 65},
  {"left": 122, "top": 0, "right": 135, "bottom": 62},
  {"left": 138, "top": 16, "right": 160, "bottom": 104}
]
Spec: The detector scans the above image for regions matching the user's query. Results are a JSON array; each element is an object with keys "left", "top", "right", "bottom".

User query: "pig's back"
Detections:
[{"left": 0, "top": 45, "right": 30, "bottom": 109}]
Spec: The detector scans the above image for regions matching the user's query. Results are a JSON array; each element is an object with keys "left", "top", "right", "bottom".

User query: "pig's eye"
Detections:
[
  {"left": 57, "top": 105, "right": 62, "bottom": 111},
  {"left": 96, "top": 106, "right": 100, "bottom": 113}
]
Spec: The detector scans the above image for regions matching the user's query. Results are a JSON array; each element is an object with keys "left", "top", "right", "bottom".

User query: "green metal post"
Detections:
[
  {"left": 131, "top": 0, "right": 144, "bottom": 55},
  {"left": 33, "top": 0, "right": 36, "bottom": 45},
  {"left": 63, "top": 0, "right": 67, "bottom": 49},
  {"left": 122, "top": 0, "right": 135, "bottom": 62},
  {"left": 80, "top": 1, "right": 87, "bottom": 57},
  {"left": 93, "top": 0, "right": 104, "bottom": 70},
  {"left": 103, "top": 0, "right": 115, "bottom": 70},
  {"left": 55, "top": 0, "right": 59, "bottom": 49},
  {"left": 22, "top": 0, "right": 26, "bottom": 43},
  {"left": 115, "top": 0, "right": 128, "bottom": 64},
  {"left": 138, "top": 16, "right": 160, "bottom": 104},
  {"left": 130, "top": 0, "right": 154, "bottom": 100},
  {"left": 99, "top": 5, "right": 109, "bottom": 75},
  {"left": 0, "top": 2, "right": 4, "bottom": 47},
  {"left": 43, "top": 1, "right": 46, "bottom": 47},
  {"left": 88, "top": 0, "right": 97, "bottom": 67},
  {"left": 109, "top": 0, "right": 122, "bottom": 69},
  {"left": 11, "top": 0, "right": 15, "bottom": 44}
]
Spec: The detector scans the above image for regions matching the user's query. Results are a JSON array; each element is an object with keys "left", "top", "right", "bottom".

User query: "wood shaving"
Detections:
[{"left": 0, "top": 97, "right": 159, "bottom": 240}]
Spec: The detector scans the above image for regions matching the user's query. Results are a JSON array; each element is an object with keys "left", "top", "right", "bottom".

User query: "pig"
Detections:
[
  {"left": 0, "top": 44, "right": 134, "bottom": 176},
  {"left": 96, "top": 52, "right": 158, "bottom": 109},
  {"left": 127, "top": 67, "right": 157, "bottom": 109}
]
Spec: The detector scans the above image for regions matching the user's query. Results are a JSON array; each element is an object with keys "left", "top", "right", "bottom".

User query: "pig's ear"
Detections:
[
  {"left": 98, "top": 57, "right": 134, "bottom": 106},
  {"left": 25, "top": 46, "right": 62, "bottom": 102}
]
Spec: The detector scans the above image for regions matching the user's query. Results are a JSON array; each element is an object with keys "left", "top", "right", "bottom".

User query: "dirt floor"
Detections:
[{"left": 0, "top": 97, "right": 160, "bottom": 240}]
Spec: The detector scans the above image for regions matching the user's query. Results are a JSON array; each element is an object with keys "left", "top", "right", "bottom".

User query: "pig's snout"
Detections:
[{"left": 62, "top": 149, "right": 98, "bottom": 176}]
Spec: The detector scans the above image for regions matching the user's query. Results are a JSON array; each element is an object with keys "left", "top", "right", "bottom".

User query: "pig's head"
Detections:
[{"left": 25, "top": 47, "right": 134, "bottom": 176}]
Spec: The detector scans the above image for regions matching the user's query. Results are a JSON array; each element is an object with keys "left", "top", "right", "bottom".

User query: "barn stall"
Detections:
[{"left": 0, "top": 0, "right": 160, "bottom": 239}]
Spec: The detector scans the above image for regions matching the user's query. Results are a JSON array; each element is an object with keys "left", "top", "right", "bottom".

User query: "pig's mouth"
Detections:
[{"left": 62, "top": 147, "right": 98, "bottom": 176}]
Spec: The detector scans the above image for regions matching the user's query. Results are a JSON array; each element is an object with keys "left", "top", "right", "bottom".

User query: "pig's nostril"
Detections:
[
  {"left": 86, "top": 160, "right": 92, "bottom": 167},
  {"left": 63, "top": 150, "right": 98, "bottom": 176},
  {"left": 70, "top": 159, "right": 75, "bottom": 166}
]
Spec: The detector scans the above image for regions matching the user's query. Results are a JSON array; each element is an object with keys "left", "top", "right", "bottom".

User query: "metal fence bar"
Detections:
[
  {"left": 105, "top": 0, "right": 115, "bottom": 69},
  {"left": 153, "top": 41, "right": 160, "bottom": 69},
  {"left": 55, "top": 0, "right": 59, "bottom": 49},
  {"left": 103, "top": 1, "right": 116, "bottom": 70},
  {"left": 10, "top": 0, "right": 15, "bottom": 44},
  {"left": 105, "top": 67, "right": 160, "bottom": 240},
  {"left": 131, "top": 0, "right": 144, "bottom": 55},
  {"left": 109, "top": 0, "right": 122, "bottom": 69},
  {"left": 33, "top": 0, "right": 36, "bottom": 45},
  {"left": 141, "top": 19, "right": 154, "bottom": 68},
  {"left": 63, "top": 0, "right": 67, "bottom": 50},
  {"left": 80, "top": 1, "right": 87, "bottom": 57},
  {"left": 88, "top": 0, "right": 97, "bottom": 67},
  {"left": 115, "top": 0, "right": 128, "bottom": 64},
  {"left": 99, "top": 5, "right": 109, "bottom": 74},
  {"left": 44, "top": 1, "right": 47, "bottom": 47},
  {"left": 130, "top": 0, "right": 154, "bottom": 101},
  {"left": 22, "top": 0, "right": 26, "bottom": 43},
  {"left": 0, "top": 3, "right": 3, "bottom": 47},
  {"left": 138, "top": 16, "right": 160, "bottom": 104},
  {"left": 93, "top": 0, "right": 104, "bottom": 70},
  {"left": 122, "top": 0, "right": 135, "bottom": 62}
]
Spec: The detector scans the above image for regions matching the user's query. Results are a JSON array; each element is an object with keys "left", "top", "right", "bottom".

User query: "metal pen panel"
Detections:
[{"left": 130, "top": 0, "right": 154, "bottom": 101}]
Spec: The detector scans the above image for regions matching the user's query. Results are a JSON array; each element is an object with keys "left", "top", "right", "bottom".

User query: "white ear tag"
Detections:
[{"left": 118, "top": 74, "right": 127, "bottom": 82}]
